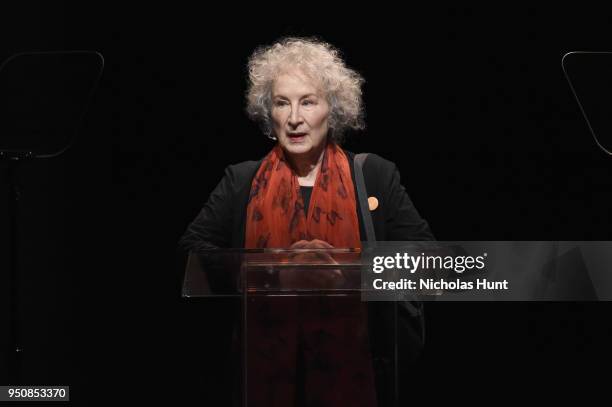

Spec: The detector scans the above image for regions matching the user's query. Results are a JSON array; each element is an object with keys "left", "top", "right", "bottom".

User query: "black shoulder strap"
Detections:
[
  {"left": 355, "top": 154, "right": 424, "bottom": 343},
  {"left": 354, "top": 153, "right": 376, "bottom": 245}
]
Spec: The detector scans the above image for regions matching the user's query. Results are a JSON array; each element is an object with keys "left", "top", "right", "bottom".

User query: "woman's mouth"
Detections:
[{"left": 287, "top": 132, "right": 307, "bottom": 143}]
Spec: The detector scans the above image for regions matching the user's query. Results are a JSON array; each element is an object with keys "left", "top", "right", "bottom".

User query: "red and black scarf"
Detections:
[
  {"left": 242, "top": 142, "right": 378, "bottom": 406},
  {"left": 245, "top": 142, "right": 361, "bottom": 249}
]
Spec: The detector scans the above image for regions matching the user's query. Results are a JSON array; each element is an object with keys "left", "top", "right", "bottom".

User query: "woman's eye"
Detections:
[
  {"left": 302, "top": 100, "right": 315, "bottom": 106},
  {"left": 274, "top": 100, "right": 288, "bottom": 107}
]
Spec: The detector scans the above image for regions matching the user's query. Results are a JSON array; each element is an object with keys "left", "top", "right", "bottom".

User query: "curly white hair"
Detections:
[{"left": 246, "top": 37, "right": 365, "bottom": 143}]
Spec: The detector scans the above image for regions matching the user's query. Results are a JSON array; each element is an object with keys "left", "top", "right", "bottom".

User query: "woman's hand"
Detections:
[{"left": 279, "top": 240, "right": 345, "bottom": 289}]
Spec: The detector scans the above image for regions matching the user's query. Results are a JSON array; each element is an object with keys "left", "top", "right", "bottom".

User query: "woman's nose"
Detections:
[{"left": 288, "top": 106, "right": 303, "bottom": 127}]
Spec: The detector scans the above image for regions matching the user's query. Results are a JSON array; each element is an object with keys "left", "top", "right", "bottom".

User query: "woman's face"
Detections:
[{"left": 271, "top": 68, "right": 330, "bottom": 158}]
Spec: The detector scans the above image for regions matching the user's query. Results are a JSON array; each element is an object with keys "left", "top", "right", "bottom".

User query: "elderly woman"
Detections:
[{"left": 181, "top": 37, "right": 434, "bottom": 407}]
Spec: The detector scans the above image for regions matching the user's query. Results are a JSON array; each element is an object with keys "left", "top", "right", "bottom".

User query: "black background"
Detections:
[{"left": 1, "top": 3, "right": 611, "bottom": 405}]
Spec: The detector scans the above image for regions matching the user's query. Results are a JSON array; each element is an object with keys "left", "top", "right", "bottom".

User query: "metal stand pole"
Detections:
[{"left": 2, "top": 151, "right": 32, "bottom": 385}]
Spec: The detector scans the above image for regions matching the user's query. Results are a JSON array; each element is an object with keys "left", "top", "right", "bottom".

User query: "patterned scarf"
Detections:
[
  {"left": 242, "top": 142, "right": 378, "bottom": 406},
  {"left": 245, "top": 142, "right": 361, "bottom": 249}
]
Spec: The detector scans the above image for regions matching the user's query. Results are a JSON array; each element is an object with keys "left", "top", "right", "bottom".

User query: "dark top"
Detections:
[
  {"left": 179, "top": 151, "right": 435, "bottom": 405},
  {"left": 300, "top": 186, "right": 313, "bottom": 217},
  {"left": 180, "top": 151, "right": 434, "bottom": 251}
]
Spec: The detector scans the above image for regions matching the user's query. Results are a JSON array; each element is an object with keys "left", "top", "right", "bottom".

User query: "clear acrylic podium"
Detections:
[{"left": 182, "top": 248, "right": 414, "bottom": 407}]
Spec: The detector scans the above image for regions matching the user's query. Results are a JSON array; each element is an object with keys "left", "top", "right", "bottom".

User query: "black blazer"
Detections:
[
  {"left": 180, "top": 151, "right": 435, "bottom": 405},
  {"left": 180, "top": 151, "right": 434, "bottom": 250}
]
